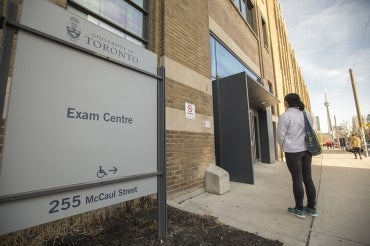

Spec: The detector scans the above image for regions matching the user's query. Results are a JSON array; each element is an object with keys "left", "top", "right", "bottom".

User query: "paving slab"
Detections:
[
  {"left": 309, "top": 151, "right": 370, "bottom": 246},
  {"left": 169, "top": 150, "right": 370, "bottom": 246}
]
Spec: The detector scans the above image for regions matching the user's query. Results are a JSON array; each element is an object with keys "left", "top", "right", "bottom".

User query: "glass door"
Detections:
[{"left": 250, "top": 110, "right": 261, "bottom": 163}]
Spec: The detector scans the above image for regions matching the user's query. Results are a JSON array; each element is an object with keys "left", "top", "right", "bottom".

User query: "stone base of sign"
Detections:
[{"left": 205, "top": 164, "right": 230, "bottom": 195}]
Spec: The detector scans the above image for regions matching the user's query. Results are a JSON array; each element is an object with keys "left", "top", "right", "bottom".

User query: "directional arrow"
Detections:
[{"left": 108, "top": 167, "right": 118, "bottom": 174}]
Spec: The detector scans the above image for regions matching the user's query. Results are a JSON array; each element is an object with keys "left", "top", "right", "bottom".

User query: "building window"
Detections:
[
  {"left": 210, "top": 35, "right": 259, "bottom": 82},
  {"left": 268, "top": 81, "right": 275, "bottom": 114},
  {"left": 233, "top": 0, "right": 256, "bottom": 32},
  {"left": 246, "top": 1, "right": 256, "bottom": 30},
  {"left": 67, "top": 0, "right": 148, "bottom": 47},
  {"left": 262, "top": 17, "right": 269, "bottom": 48}
]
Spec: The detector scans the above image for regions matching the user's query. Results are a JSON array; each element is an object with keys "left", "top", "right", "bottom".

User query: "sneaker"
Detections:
[
  {"left": 304, "top": 206, "right": 318, "bottom": 217},
  {"left": 288, "top": 207, "right": 306, "bottom": 219}
]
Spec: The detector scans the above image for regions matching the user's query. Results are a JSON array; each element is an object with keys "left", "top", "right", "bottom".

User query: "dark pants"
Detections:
[
  {"left": 285, "top": 151, "right": 317, "bottom": 210},
  {"left": 353, "top": 147, "right": 362, "bottom": 159}
]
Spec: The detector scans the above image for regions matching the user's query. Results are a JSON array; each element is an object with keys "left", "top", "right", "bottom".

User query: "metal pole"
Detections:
[
  {"left": 157, "top": 66, "right": 167, "bottom": 239},
  {"left": 349, "top": 68, "right": 368, "bottom": 157}
]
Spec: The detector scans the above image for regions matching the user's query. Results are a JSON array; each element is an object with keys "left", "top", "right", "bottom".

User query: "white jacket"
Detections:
[{"left": 277, "top": 108, "right": 312, "bottom": 153}]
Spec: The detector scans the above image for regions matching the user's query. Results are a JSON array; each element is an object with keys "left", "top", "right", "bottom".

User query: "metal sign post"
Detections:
[{"left": 157, "top": 66, "right": 167, "bottom": 239}]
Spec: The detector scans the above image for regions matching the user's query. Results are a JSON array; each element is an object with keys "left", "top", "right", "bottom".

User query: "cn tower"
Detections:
[{"left": 324, "top": 89, "right": 333, "bottom": 140}]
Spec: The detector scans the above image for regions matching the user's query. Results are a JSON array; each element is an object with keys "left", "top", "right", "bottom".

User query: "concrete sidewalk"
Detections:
[{"left": 168, "top": 150, "right": 370, "bottom": 246}]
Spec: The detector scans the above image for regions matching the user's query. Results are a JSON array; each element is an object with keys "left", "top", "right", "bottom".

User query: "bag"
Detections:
[{"left": 303, "top": 112, "right": 322, "bottom": 156}]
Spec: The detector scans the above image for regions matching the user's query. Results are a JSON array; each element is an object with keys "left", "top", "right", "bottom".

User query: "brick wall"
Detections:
[
  {"left": 166, "top": 78, "right": 213, "bottom": 116},
  {"left": 166, "top": 130, "right": 214, "bottom": 198},
  {"left": 162, "top": 0, "right": 210, "bottom": 78},
  {"left": 165, "top": 76, "right": 215, "bottom": 198},
  {"left": 148, "top": 0, "right": 164, "bottom": 58},
  {"left": 148, "top": 1, "right": 215, "bottom": 198}
]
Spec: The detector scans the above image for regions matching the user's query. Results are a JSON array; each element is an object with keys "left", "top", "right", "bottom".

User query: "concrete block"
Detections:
[{"left": 205, "top": 164, "right": 230, "bottom": 195}]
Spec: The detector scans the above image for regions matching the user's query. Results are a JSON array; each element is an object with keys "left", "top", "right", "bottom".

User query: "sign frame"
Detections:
[{"left": 0, "top": 0, "right": 166, "bottom": 238}]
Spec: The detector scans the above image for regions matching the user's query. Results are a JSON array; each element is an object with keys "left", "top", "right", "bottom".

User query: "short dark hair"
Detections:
[{"left": 284, "top": 93, "right": 305, "bottom": 111}]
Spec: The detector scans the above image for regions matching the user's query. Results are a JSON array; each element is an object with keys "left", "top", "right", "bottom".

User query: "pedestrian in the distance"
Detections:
[
  {"left": 350, "top": 134, "right": 362, "bottom": 160},
  {"left": 277, "top": 93, "right": 318, "bottom": 219}
]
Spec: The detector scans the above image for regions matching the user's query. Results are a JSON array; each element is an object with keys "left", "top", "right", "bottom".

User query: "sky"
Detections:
[{"left": 278, "top": 0, "right": 370, "bottom": 133}]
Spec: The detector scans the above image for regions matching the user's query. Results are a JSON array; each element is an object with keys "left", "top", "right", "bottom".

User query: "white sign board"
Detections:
[
  {"left": 202, "top": 120, "right": 211, "bottom": 128},
  {"left": 185, "top": 102, "right": 195, "bottom": 120},
  {"left": 0, "top": 178, "right": 156, "bottom": 236},
  {"left": 0, "top": 0, "right": 158, "bottom": 235}
]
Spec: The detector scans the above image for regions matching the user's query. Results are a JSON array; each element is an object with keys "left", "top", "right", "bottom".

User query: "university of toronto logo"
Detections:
[{"left": 66, "top": 16, "right": 81, "bottom": 41}]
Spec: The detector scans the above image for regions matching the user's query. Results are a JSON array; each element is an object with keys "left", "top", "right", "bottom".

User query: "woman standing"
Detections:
[
  {"left": 350, "top": 134, "right": 362, "bottom": 159},
  {"left": 277, "top": 93, "right": 318, "bottom": 219}
]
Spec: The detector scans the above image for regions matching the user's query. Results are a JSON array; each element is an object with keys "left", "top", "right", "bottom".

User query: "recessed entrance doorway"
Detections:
[{"left": 212, "top": 72, "right": 279, "bottom": 184}]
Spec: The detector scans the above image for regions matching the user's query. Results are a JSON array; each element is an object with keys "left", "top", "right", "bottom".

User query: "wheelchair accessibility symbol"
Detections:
[{"left": 97, "top": 165, "right": 118, "bottom": 178}]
